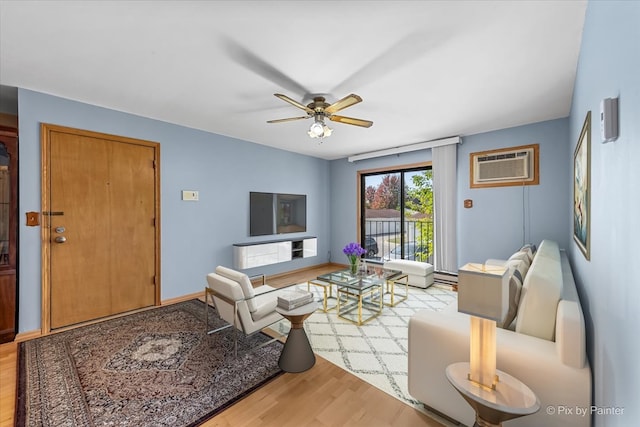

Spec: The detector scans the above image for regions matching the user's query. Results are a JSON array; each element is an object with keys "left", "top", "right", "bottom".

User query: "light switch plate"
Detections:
[{"left": 182, "top": 190, "right": 199, "bottom": 201}]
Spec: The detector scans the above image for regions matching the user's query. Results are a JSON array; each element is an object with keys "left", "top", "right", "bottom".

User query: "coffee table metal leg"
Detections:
[
  {"left": 383, "top": 274, "right": 408, "bottom": 307},
  {"left": 308, "top": 280, "right": 336, "bottom": 312}
]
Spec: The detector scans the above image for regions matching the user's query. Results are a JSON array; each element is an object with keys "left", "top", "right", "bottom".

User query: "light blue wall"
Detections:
[
  {"left": 328, "top": 118, "right": 569, "bottom": 269},
  {"left": 458, "top": 119, "right": 570, "bottom": 264},
  {"left": 569, "top": 2, "right": 640, "bottom": 426},
  {"left": 18, "top": 89, "right": 330, "bottom": 333}
]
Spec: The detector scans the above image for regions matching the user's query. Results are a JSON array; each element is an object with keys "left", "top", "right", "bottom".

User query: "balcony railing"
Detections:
[{"left": 364, "top": 219, "right": 434, "bottom": 264}]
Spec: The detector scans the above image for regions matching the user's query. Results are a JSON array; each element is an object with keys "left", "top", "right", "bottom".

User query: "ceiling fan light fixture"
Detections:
[
  {"left": 308, "top": 116, "right": 332, "bottom": 139},
  {"left": 269, "top": 93, "right": 370, "bottom": 140},
  {"left": 309, "top": 121, "right": 325, "bottom": 137}
]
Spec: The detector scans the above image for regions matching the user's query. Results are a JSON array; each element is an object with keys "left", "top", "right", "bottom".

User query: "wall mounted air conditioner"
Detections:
[{"left": 470, "top": 144, "right": 539, "bottom": 188}]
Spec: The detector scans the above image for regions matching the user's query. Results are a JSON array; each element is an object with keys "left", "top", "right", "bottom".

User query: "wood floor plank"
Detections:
[
  {"left": 0, "top": 263, "right": 446, "bottom": 427},
  {"left": 0, "top": 341, "right": 17, "bottom": 427}
]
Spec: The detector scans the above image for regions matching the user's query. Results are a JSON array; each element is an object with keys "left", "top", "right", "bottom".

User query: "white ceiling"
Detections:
[{"left": 0, "top": 1, "right": 587, "bottom": 160}]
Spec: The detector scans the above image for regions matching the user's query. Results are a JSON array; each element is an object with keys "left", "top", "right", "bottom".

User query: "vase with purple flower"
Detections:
[{"left": 343, "top": 242, "right": 366, "bottom": 275}]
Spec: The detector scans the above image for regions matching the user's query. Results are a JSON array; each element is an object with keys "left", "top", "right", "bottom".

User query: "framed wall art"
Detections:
[{"left": 573, "top": 111, "right": 591, "bottom": 260}]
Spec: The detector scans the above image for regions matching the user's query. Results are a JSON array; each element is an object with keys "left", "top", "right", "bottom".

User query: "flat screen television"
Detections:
[{"left": 249, "top": 192, "right": 306, "bottom": 236}]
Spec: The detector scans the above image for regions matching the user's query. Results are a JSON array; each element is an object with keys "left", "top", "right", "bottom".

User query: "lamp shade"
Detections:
[{"left": 457, "top": 263, "right": 509, "bottom": 321}]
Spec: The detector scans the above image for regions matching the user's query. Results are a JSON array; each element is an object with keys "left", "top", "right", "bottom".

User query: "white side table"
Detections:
[
  {"left": 445, "top": 362, "right": 540, "bottom": 427},
  {"left": 276, "top": 301, "right": 318, "bottom": 373}
]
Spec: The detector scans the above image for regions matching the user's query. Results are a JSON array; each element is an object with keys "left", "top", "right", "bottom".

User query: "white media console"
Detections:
[{"left": 233, "top": 237, "right": 317, "bottom": 269}]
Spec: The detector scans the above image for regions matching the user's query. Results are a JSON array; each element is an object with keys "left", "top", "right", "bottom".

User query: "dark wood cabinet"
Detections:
[{"left": 0, "top": 126, "right": 18, "bottom": 343}]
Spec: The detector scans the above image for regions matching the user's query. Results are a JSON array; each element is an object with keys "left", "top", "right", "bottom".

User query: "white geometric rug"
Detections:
[{"left": 273, "top": 283, "right": 457, "bottom": 419}]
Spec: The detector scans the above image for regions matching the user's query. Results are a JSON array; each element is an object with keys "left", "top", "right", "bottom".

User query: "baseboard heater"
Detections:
[{"left": 434, "top": 271, "right": 458, "bottom": 285}]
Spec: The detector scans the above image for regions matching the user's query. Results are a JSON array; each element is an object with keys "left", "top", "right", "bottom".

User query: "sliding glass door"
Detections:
[{"left": 360, "top": 166, "right": 433, "bottom": 263}]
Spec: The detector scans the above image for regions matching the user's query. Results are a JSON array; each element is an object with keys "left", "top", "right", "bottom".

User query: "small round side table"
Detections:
[
  {"left": 276, "top": 301, "right": 318, "bottom": 373},
  {"left": 445, "top": 362, "right": 540, "bottom": 427}
]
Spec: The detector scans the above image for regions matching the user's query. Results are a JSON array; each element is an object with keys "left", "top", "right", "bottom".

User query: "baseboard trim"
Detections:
[
  {"left": 161, "top": 291, "right": 205, "bottom": 305},
  {"left": 266, "top": 262, "right": 338, "bottom": 281},
  {"left": 14, "top": 329, "right": 42, "bottom": 343}
]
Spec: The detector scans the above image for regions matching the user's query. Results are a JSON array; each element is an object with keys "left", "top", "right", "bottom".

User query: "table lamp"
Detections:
[{"left": 457, "top": 263, "right": 509, "bottom": 390}]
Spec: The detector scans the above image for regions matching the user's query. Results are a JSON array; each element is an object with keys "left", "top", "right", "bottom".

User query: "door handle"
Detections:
[{"left": 54, "top": 236, "right": 67, "bottom": 244}]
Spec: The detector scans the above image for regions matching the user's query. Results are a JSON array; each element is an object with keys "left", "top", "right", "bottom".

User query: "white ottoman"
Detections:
[{"left": 384, "top": 259, "right": 434, "bottom": 289}]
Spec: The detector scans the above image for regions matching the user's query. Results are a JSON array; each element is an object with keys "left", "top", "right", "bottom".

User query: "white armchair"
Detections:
[{"left": 205, "top": 266, "right": 285, "bottom": 357}]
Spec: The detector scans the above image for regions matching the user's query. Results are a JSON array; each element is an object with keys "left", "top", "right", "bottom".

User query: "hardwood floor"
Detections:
[
  {"left": 0, "top": 341, "right": 17, "bottom": 427},
  {"left": 207, "top": 356, "right": 444, "bottom": 427},
  {"left": 0, "top": 263, "right": 446, "bottom": 427}
]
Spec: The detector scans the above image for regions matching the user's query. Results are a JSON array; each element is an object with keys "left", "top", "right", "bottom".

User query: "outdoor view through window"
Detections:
[{"left": 360, "top": 166, "right": 433, "bottom": 263}]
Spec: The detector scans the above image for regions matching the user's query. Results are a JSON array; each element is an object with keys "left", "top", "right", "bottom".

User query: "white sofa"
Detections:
[
  {"left": 384, "top": 259, "right": 434, "bottom": 288},
  {"left": 408, "top": 240, "right": 592, "bottom": 427}
]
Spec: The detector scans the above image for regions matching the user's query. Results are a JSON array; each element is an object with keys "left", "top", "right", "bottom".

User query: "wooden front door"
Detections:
[{"left": 42, "top": 124, "right": 160, "bottom": 330}]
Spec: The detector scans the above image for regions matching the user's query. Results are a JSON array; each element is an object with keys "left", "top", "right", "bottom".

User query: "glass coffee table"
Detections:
[{"left": 315, "top": 267, "right": 407, "bottom": 325}]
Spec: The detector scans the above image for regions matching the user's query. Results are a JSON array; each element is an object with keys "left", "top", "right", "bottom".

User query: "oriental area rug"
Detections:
[
  {"left": 16, "top": 299, "right": 284, "bottom": 427},
  {"left": 272, "top": 283, "right": 457, "bottom": 420}
]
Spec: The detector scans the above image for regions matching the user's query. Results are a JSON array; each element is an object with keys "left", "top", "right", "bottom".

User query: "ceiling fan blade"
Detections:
[
  {"left": 332, "top": 31, "right": 447, "bottom": 95},
  {"left": 324, "top": 94, "right": 363, "bottom": 114},
  {"left": 222, "top": 37, "right": 311, "bottom": 96},
  {"left": 274, "top": 94, "right": 314, "bottom": 114},
  {"left": 329, "top": 115, "right": 373, "bottom": 128},
  {"left": 267, "top": 116, "right": 310, "bottom": 124}
]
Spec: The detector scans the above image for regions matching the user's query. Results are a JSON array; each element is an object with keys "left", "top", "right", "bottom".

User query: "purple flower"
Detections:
[{"left": 343, "top": 242, "right": 366, "bottom": 257}]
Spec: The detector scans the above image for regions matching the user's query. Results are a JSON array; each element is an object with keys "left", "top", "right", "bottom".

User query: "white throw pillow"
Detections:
[
  {"left": 506, "top": 258, "right": 529, "bottom": 279},
  {"left": 508, "top": 251, "right": 531, "bottom": 269},
  {"left": 499, "top": 266, "right": 524, "bottom": 329},
  {"left": 519, "top": 244, "right": 536, "bottom": 263}
]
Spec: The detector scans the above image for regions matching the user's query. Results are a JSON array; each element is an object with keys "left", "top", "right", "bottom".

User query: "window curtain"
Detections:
[{"left": 432, "top": 143, "right": 457, "bottom": 273}]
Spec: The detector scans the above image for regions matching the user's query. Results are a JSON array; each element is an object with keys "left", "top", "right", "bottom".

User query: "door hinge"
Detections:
[
  {"left": 152, "top": 276, "right": 156, "bottom": 285},
  {"left": 152, "top": 160, "right": 157, "bottom": 169}
]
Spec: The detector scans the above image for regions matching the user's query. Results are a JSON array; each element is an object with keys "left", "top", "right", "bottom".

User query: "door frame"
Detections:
[{"left": 40, "top": 123, "right": 161, "bottom": 334}]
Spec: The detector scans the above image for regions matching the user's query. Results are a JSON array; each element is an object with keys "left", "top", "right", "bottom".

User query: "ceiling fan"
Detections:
[{"left": 267, "top": 93, "right": 373, "bottom": 140}]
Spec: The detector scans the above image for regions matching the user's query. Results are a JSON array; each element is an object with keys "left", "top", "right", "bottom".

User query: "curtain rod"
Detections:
[{"left": 347, "top": 136, "right": 461, "bottom": 162}]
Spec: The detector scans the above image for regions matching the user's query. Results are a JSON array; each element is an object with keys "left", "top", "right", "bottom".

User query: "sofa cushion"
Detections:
[{"left": 515, "top": 240, "right": 562, "bottom": 341}]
